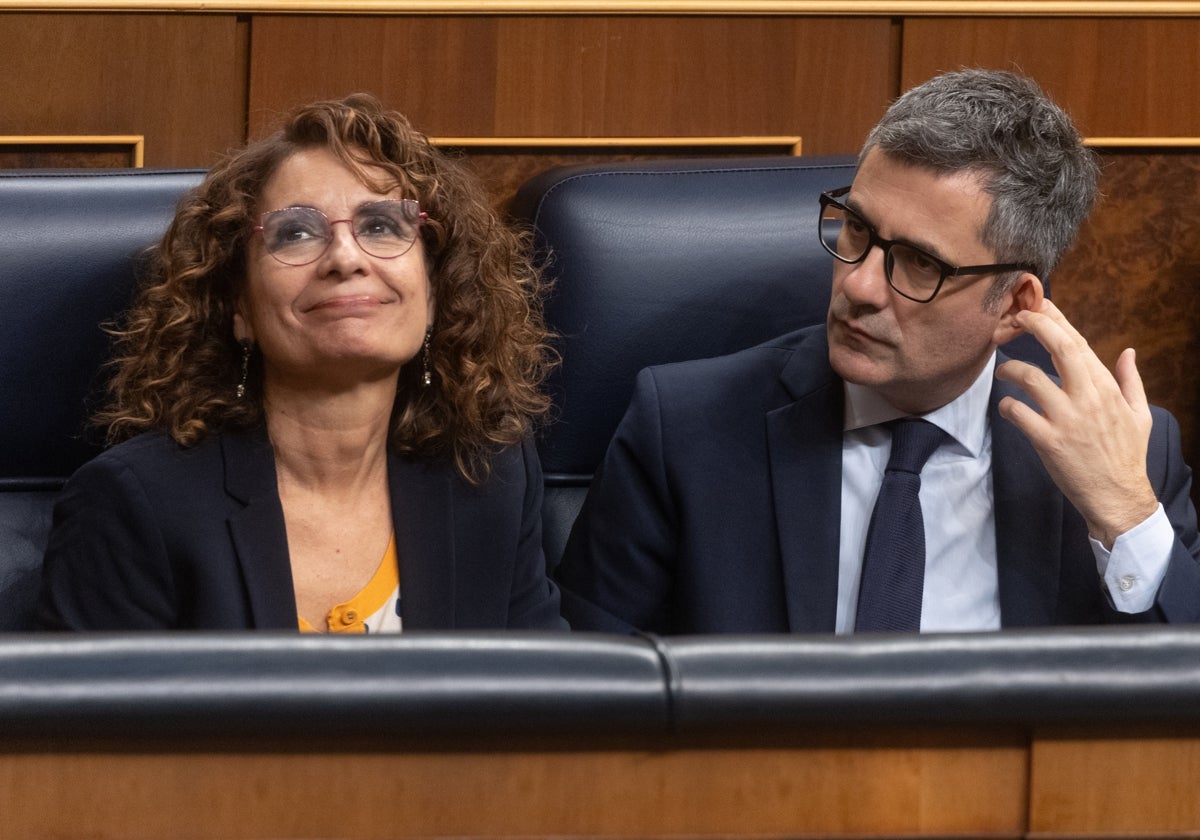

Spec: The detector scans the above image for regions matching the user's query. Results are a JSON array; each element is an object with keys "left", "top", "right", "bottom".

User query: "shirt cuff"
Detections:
[{"left": 1091, "top": 503, "right": 1171, "bottom": 614}]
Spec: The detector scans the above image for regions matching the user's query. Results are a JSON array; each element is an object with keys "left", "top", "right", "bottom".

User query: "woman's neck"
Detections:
[{"left": 263, "top": 377, "right": 398, "bottom": 491}]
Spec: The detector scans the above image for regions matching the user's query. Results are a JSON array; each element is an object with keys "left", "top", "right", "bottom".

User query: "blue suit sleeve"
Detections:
[
  {"left": 1146, "top": 406, "right": 1200, "bottom": 622},
  {"left": 556, "top": 369, "right": 678, "bottom": 633}
]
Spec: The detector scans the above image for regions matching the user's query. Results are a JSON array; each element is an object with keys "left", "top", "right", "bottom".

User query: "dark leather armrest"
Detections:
[
  {"left": 0, "top": 632, "right": 668, "bottom": 739},
  {"left": 660, "top": 625, "right": 1200, "bottom": 730}
]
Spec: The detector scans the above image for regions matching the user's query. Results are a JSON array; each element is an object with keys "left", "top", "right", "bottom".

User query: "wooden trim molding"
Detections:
[
  {"left": 433, "top": 136, "right": 804, "bottom": 155},
  {"left": 2, "top": 1, "right": 1200, "bottom": 16},
  {"left": 1086, "top": 137, "right": 1200, "bottom": 148},
  {"left": 0, "top": 135, "right": 144, "bottom": 167}
]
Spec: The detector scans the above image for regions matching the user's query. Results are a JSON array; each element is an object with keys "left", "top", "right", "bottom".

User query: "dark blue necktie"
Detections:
[{"left": 855, "top": 418, "right": 949, "bottom": 633}]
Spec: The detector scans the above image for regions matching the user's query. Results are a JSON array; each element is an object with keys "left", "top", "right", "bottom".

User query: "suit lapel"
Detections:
[
  {"left": 989, "top": 373, "right": 1064, "bottom": 627},
  {"left": 388, "top": 455, "right": 456, "bottom": 629},
  {"left": 768, "top": 333, "right": 844, "bottom": 633},
  {"left": 222, "top": 430, "right": 299, "bottom": 629}
]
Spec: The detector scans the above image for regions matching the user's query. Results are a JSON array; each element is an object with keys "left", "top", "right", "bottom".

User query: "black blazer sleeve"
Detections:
[
  {"left": 39, "top": 432, "right": 568, "bottom": 632},
  {"left": 504, "top": 436, "right": 569, "bottom": 630},
  {"left": 38, "top": 449, "right": 182, "bottom": 630}
]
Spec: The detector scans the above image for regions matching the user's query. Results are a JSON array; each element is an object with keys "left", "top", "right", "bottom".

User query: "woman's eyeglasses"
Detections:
[{"left": 253, "top": 199, "right": 427, "bottom": 267}]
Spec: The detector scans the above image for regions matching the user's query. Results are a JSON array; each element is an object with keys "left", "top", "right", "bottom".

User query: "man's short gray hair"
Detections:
[{"left": 862, "top": 69, "right": 1098, "bottom": 304}]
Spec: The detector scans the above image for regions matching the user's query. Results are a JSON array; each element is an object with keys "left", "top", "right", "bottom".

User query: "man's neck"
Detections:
[{"left": 843, "top": 353, "right": 997, "bottom": 457}]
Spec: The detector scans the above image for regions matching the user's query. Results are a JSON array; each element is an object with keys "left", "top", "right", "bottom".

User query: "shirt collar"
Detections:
[{"left": 842, "top": 353, "right": 995, "bottom": 457}]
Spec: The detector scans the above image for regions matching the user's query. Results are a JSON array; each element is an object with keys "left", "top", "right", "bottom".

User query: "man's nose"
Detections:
[{"left": 837, "top": 245, "right": 891, "bottom": 306}]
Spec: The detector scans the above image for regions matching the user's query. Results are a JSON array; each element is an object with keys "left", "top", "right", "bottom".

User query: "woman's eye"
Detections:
[
  {"left": 357, "top": 211, "right": 416, "bottom": 242},
  {"left": 266, "top": 212, "right": 327, "bottom": 248},
  {"left": 276, "top": 223, "right": 318, "bottom": 243},
  {"left": 358, "top": 215, "right": 400, "bottom": 237}
]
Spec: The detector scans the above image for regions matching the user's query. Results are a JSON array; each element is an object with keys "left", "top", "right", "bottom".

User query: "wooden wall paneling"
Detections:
[
  {"left": 247, "top": 15, "right": 503, "bottom": 137},
  {"left": 1052, "top": 150, "right": 1200, "bottom": 496},
  {"left": 0, "top": 13, "right": 248, "bottom": 168},
  {"left": 0, "top": 135, "right": 142, "bottom": 168},
  {"left": 1029, "top": 724, "right": 1200, "bottom": 836},
  {"left": 0, "top": 729, "right": 1030, "bottom": 838},
  {"left": 898, "top": 17, "right": 1200, "bottom": 139},
  {"left": 483, "top": 15, "right": 895, "bottom": 153},
  {"left": 246, "top": 15, "right": 895, "bottom": 154},
  {"left": 902, "top": 20, "right": 1200, "bottom": 492},
  {"left": 435, "top": 138, "right": 803, "bottom": 212}
]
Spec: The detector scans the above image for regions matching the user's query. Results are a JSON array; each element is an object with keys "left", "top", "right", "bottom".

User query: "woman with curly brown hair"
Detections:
[{"left": 38, "top": 94, "right": 565, "bottom": 632}]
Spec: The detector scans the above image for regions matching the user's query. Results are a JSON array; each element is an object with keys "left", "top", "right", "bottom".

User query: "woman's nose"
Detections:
[{"left": 318, "top": 220, "right": 369, "bottom": 274}]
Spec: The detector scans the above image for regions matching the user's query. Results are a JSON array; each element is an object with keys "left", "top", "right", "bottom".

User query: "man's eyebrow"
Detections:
[{"left": 843, "top": 194, "right": 951, "bottom": 264}]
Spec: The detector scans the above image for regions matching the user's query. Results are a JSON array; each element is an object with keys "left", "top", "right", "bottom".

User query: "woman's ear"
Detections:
[
  {"left": 232, "top": 309, "right": 254, "bottom": 344},
  {"left": 992, "top": 272, "right": 1044, "bottom": 345}
]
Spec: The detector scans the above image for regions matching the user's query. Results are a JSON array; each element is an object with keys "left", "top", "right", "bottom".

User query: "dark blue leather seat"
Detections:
[
  {"left": 511, "top": 154, "right": 1052, "bottom": 568},
  {"left": 511, "top": 155, "right": 859, "bottom": 566},
  {"left": 0, "top": 159, "right": 1052, "bottom": 630},
  {"left": 0, "top": 169, "right": 204, "bottom": 630}
]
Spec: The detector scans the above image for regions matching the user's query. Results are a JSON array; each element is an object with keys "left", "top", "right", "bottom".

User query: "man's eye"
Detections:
[{"left": 895, "top": 246, "right": 942, "bottom": 279}]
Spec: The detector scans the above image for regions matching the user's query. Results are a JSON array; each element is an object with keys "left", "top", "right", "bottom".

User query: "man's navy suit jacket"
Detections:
[
  {"left": 556, "top": 325, "right": 1200, "bottom": 634},
  {"left": 39, "top": 428, "right": 565, "bottom": 631}
]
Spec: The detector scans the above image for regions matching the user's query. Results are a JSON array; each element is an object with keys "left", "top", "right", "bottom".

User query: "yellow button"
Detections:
[{"left": 341, "top": 609, "right": 358, "bottom": 625}]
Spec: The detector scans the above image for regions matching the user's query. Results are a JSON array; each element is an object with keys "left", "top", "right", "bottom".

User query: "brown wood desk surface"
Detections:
[{"left": 1, "top": 725, "right": 1197, "bottom": 838}]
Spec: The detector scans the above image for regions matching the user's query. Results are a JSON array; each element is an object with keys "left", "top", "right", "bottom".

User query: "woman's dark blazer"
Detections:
[{"left": 37, "top": 428, "right": 565, "bottom": 631}]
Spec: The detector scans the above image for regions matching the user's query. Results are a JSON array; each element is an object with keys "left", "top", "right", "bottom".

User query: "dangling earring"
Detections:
[
  {"left": 236, "top": 339, "right": 252, "bottom": 399},
  {"left": 421, "top": 326, "right": 433, "bottom": 388}
]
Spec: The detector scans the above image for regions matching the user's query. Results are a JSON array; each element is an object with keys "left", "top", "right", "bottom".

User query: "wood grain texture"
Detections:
[
  {"left": 0, "top": 729, "right": 1028, "bottom": 838},
  {"left": 0, "top": 146, "right": 134, "bottom": 168},
  {"left": 4, "top": 725, "right": 1200, "bottom": 837},
  {"left": 899, "top": 17, "right": 1200, "bottom": 138},
  {"left": 450, "top": 147, "right": 807, "bottom": 212},
  {"left": 1030, "top": 725, "right": 1200, "bottom": 835},
  {"left": 5, "top": 0, "right": 1200, "bottom": 13},
  {"left": 0, "top": 13, "right": 247, "bottom": 167},
  {"left": 5, "top": 10, "right": 1200, "bottom": 495},
  {"left": 1052, "top": 151, "right": 1200, "bottom": 488},
  {"left": 247, "top": 15, "right": 896, "bottom": 154}
]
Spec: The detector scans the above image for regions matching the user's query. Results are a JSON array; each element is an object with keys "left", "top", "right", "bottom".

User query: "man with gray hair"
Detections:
[{"left": 556, "top": 69, "right": 1200, "bottom": 634}]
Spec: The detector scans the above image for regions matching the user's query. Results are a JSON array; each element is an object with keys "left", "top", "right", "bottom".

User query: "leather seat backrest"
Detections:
[
  {"left": 0, "top": 168, "right": 204, "bottom": 630},
  {"left": 511, "top": 155, "right": 1055, "bottom": 567},
  {"left": 510, "top": 155, "right": 860, "bottom": 565}
]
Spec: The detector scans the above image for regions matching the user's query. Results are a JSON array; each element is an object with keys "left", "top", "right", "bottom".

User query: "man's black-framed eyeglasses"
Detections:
[{"left": 817, "top": 186, "right": 1038, "bottom": 303}]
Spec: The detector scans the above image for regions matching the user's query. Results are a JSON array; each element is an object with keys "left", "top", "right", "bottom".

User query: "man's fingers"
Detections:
[
  {"left": 996, "top": 358, "right": 1066, "bottom": 418},
  {"left": 1114, "top": 347, "right": 1150, "bottom": 415}
]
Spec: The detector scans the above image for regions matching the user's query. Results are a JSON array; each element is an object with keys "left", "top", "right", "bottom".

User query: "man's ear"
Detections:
[{"left": 993, "top": 272, "right": 1044, "bottom": 345}]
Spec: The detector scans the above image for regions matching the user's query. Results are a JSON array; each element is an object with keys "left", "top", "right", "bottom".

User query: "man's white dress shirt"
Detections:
[{"left": 835, "top": 354, "right": 1172, "bottom": 633}]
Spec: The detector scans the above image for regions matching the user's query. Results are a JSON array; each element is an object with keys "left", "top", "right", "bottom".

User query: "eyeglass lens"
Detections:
[
  {"left": 259, "top": 199, "right": 423, "bottom": 266},
  {"left": 819, "top": 201, "right": 946, "bottom": 301}
]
